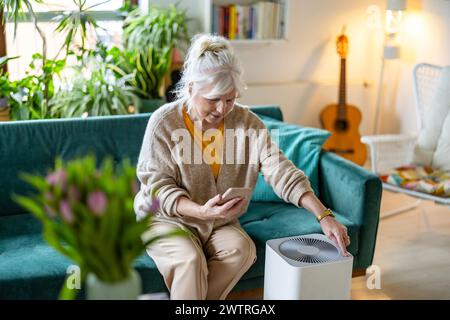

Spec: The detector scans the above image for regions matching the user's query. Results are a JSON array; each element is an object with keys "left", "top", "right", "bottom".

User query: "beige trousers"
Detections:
[{"left": 144, "top": 221, "right": 257, "bottom": 300}]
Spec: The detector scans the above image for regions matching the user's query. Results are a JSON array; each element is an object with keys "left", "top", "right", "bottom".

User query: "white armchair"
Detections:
[{"left": 362, "top": 63, "right": 449, "bottom": 218}]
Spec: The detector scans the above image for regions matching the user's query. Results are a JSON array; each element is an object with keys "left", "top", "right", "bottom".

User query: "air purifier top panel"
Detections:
[{"left": 266, "top": 233, "right": 353, "bottom": 267}]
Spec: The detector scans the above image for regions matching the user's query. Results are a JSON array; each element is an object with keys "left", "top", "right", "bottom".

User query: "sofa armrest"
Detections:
[{"left": 318, "top": 151, "right": 382, "bottom": 268}]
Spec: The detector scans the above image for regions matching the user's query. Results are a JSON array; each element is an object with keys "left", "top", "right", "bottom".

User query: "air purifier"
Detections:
[{"left": 264, "top": 233, "right": 353, "bottom": 300}]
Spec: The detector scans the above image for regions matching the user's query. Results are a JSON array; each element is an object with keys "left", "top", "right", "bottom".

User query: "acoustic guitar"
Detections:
[{"left": 320, "top": 30, "right": 366, "bottom": 166}]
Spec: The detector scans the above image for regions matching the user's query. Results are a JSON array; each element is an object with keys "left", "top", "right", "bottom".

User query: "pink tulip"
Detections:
[
  {"left": 46, "top": 170, "right": 67, "bottom": 190},
  {"left": 59, "top": 201, "right": 74, "bottom": 224},
  {"left": 87, "top": 190, "right": 108, "bottom": 216}
]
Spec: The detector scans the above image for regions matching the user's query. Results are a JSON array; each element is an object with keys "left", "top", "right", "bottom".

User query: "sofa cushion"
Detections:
[
  {"left": 0, "top": 214, "right": 69, "bottom": 299},
  {"left": 413, "top": 66, "right": 450, "bottom": 170},
  {"left": 0, "top": 202, "right": 359, "bottom": 299},
  {"left": 252, "top": 115, "right": 330, "bottom": 202}
]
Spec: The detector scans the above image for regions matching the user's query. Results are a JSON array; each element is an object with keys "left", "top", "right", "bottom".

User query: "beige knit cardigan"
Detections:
[{"left": 134, "top": 99, "right": 312, "bottom": 239}]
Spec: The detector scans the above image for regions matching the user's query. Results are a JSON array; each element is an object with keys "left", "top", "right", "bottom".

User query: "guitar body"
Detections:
[{"left": 320, "top": 103, "right": 366, "bottom": 165}]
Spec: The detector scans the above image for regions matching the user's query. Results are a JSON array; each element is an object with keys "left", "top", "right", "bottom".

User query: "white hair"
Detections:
[{"left": 174, "top": 34, "right": 246, "bottom": 110}]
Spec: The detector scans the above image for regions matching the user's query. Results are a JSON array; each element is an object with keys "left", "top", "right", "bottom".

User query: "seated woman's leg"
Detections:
[
  {"left": 144, "top": 221, "right": 208, "bottom": 299},
  {"left": 204, "top": 223, "right": 257, "bottom": 300}
]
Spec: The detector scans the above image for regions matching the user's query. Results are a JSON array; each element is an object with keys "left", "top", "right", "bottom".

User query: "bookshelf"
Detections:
[{"left": 203, "top": 0, "right": 288, "bottom": 43}]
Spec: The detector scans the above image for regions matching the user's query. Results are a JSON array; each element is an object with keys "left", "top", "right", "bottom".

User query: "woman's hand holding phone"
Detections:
[{"left": 199, "top": 188, "right": 251, "bottom": 220}]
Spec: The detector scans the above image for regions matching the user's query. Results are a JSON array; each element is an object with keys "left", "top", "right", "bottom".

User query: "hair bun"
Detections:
[
  {"left": 174, "top": 34, "right": 246, "bottom": 103},
  {"left": 198, "top": 39, "right": 227, "bottom": 58}
]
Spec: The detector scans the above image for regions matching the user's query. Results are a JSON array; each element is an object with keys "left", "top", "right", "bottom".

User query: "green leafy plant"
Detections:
[
  {"left": 0, "top": 73, "right": 12, "bottom": 100},
  {"left": 14, "top": 155, "right": 187, "bottom": 299},
  {"left": 52, "top": 0, "right": 106, "bottom": 58},
  {"left": 50, "top": 59, "right": 136, "bottom": 117},
  {"left": 1, "top": 0, "right": 53, "bottom": 112},
  {"left": 102, "top": 45, "right": 172, "bottom": 100},
  {"left": 124, "top": 4, "right": 189, "bottom": 52},
  {"left": 2, "top": 1, "right": 189, "bottom": 118},
  {"left": 0, "top": 0, "right": 43, "bottom": 38},
  {"left": 1, "top": 1, "right": 112, "bottom": 119},
  {"left": 117, "top": 0, "right": 137, "bottom": 19},
  {"left": 0, "top": 55, "right": 20, "bottom": 72},
  {"left": 5, "top": 54, "right": 66, "bottom": 120},
  {"left": 121, "top": 4, "right": 189, "bottom": 99},
  {"left": 0, "top": 56, "right": 19, "bottom": 110}
]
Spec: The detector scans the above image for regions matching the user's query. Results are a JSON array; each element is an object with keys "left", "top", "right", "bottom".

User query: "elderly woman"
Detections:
[{"left": 134, "top": 34, "right": 350, "bottom": 300}]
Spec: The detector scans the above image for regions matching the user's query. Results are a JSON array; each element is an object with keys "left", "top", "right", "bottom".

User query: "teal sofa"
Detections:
[{"left": 0, "top": 106, "right": 382, "bottom": 299}]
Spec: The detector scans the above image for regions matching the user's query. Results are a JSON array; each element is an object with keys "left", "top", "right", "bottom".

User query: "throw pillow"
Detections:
[
  {"left": 251, "top": 115, "right": 330, "bottom": 202},
  {"left": 413, "top": 66, "right": 450, "bottom": 168},
  {"left": 432, "top": 97, "right": 450, "bottom": 171}
]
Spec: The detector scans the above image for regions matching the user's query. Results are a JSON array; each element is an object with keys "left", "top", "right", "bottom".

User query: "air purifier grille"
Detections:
[{"left": 279, "top": 236, "right": 340, "bottom": 263}]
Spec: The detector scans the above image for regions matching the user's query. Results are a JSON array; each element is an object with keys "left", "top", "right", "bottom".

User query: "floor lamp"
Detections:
[
  {"left": 374, "top": 0, "right": 421, "bottom": 219},
  {"left": 374, "top": 0, "right": 407, "bottom": 134}
]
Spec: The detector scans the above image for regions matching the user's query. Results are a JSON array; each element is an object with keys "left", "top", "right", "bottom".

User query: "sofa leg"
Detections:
[
  {"left": 226, "top": 287, "right": 263, "bottom": 300},
  {"left": 352, "top": 268, "right": 366, "bottom": 277}
]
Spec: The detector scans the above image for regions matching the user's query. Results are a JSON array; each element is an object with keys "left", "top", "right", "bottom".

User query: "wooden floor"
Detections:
[{"left": 351, "top": 190, "right": 450, "bottom": 299}]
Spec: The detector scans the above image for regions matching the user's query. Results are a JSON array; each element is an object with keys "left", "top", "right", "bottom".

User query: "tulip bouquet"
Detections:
[{"left": 14, "top": 155, "right": 185, "bottom": 299}]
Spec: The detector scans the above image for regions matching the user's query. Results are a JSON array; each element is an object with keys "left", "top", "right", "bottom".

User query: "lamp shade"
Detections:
[{"left": 387, "top": 0, "right": 406, "bottom": 11}]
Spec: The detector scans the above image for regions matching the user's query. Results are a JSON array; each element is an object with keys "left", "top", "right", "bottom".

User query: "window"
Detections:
[{"left": 5, "top": 0, "right": 125, "bottom": 80}]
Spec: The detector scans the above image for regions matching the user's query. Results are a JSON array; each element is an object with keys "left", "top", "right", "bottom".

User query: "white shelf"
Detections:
[
  {"left": 203, "top": 0, "right": 289, "bottom": 43},
  {"left": 228, "top": 38, "right": 288, "bottom": 47}
]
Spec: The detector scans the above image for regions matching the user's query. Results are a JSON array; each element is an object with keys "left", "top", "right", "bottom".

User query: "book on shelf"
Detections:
[
  {"left": 229, "top": 5, "right": 237, "bottom": 39},
  {"left": 211, "top": 1, "right": 285, "bottom": 40}
]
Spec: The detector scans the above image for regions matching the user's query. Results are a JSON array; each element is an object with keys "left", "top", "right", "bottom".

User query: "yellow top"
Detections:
[{"left": 182, "top": 106, "right": 224, "bottom": 180}]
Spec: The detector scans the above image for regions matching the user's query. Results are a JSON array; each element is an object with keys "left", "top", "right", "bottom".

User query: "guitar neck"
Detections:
[{"left": 337, "top": 58, "right": 346, "bottom": 120}]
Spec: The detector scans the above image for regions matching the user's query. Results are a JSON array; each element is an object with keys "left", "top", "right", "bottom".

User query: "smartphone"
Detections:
[{"left": 217, "top": 187, "right": 252, "bottom": 205}]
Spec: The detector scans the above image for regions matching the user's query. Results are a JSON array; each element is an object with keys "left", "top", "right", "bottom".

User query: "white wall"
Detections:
[
  {"left": 393, "top": 0, "right": 450, "bottom": 135},
  {"left": 235, "top": 0, "right": 385, "bottom": 134},
  {"left": 147, "top": 0, "right": 450, "bottom": 135}
]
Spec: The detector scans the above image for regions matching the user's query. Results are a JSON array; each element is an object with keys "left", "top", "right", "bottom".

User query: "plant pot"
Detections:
[
  {"left": 135, "top": 97, "right": 166, "bottom": 114},
  {"left": 86, "top": 269, "right": 142, "bottom": 300},
  {"left": 0, "top": 108, "right": 9, "bottom": 121},
  {"left": 0, "top": 109, "right": 9, "bottom": 122},
  {"left": 0, "top": 98, "right": 10, "bottom": 121}
]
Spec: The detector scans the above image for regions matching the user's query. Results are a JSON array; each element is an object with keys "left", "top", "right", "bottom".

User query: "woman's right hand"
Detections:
[{"left": 199, "top": 194, "right": 245, "bottom": 220}]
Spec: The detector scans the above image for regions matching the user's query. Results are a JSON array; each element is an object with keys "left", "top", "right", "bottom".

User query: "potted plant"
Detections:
[
  {"left": 5, "top": 54, "right": 67, "bottom": 120},
  {"left": 0, "top": 0, "right": 106, "bottom": 120},
  {"left": 121, "top": 4, "right": 189, "bottom": 113},
  {"left": 1, "top": 1, "right": 188, "bottom": 119},
  {"left": 0, "top": 55, "right": 19, "bottom": 121},
  {"left": 1, "top": 0, "right": 53, "bottom": 114},
  {"left": 14, "top": 155, "right": 187, "bottom": 299},
  {"left": 50, "top": 59, "right": 136, "bottom": 117},
  {"left": 0, "top": 76, "right": 12, "bottom": 121}
]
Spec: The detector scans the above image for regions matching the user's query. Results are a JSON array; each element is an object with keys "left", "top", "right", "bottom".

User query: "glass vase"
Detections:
[{"left": 86, "top": 269, "right": 142, "bottom": 300}]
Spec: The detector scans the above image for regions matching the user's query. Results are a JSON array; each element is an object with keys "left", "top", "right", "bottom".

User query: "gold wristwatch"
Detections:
[{"left": 317, "top": 208, "right": 335, "bottom": 222}]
